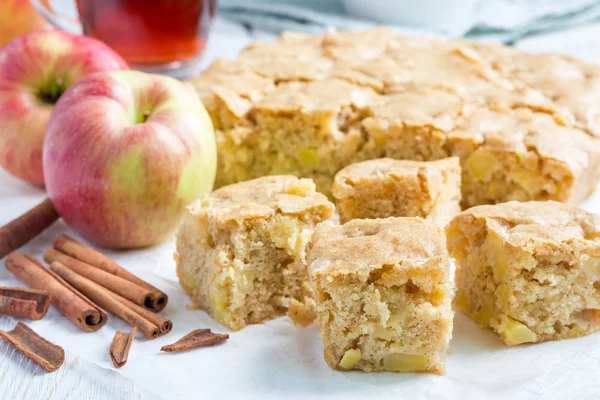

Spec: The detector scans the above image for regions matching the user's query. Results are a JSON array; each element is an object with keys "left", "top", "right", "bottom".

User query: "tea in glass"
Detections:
[{"left": 75, "top": 0, "right": 217, "bottom": 73}]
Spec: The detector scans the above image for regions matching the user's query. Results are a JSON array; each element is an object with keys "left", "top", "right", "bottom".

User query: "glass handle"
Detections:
[{"left": 30, "top": 0, "right": 82, "bottom": 34}]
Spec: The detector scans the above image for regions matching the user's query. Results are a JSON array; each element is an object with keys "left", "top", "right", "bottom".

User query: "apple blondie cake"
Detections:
[
  {"left": 447, "top": 201, "right": 600, "bottom": 345},
  {"left": 175, "top": 175, "right": 335, "bottom": 331},
  {"left": 332, "top": 157, "right": 461, "bottom": 224},
  {"left": 188, "top": 29, "right": 600, "bottom": 207},
  {"left": 308, "top": 217, "right": 453, "bottom": 374}
]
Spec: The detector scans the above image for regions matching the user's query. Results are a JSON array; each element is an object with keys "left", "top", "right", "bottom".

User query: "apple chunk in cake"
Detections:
[
  {"left": 308, "top": 218, "right": 453, "bottom": 374},
  {"left": 332, "top": 157, "right": 461, "bottom": 225},
  {"left": 448, "top": 201, "right": 600, "bottom": 345},
  {"left": 175, "top": 175, "right": 335, "bottom": 331}
]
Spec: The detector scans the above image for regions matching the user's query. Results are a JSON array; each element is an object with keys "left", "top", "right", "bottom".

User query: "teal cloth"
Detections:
[{"left": 219, "top": 0, "right": 600, "bottom": 43}]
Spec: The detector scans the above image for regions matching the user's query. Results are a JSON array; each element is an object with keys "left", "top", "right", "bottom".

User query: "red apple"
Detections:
[
  {"left": 0, "top": 0, "right": 53, "bottom": 48},
  {"left": 0, "top": 31, "right": 128, "bottom": 185},
  {"left": 43, "top": 70, "right": 217, "bottom": 249}
]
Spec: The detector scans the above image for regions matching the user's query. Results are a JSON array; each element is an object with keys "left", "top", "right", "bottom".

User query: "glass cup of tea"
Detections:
[{"left": 30, "top": 0, "right": 217, "bottom": 77}]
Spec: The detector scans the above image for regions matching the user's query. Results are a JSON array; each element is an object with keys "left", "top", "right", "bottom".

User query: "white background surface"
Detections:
[{"left": 3, "top": 16, "right": 600, "bottom": 400}]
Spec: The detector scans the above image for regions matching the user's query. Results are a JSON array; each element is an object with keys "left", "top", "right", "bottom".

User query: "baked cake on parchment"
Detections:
[
  {"left": 188, "top": 28, "right": 600, "bottom": 207},
  {"left": 175, "top": 175, "right": 335, "bottom": 331},
  {"left": 448, "top": 201, "right": 600, "bottom": 345},
  {"left": 308, "top": 217, "right": 453, "bottom": 374}
]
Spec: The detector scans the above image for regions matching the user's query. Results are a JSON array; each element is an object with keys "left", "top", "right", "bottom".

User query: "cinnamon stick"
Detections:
[
  {"left": 0, "top": 198, "right": 59, "bottom": 259},
  {"left": 0, "top": 286, "right": 51, "bottom": 320},
  {"left": 109, "top": 327, "right": 136, "bottom": 368},
  {"left": 0, "top": 321, "right": 64, "bottom": 372},
  {"left": 44, "top": 249, "right": 154, "bottom": 311},
  {"left": 106, "top": 291, "right": 172, "bottom": 335},
  {"left": 53, "top": 234, "right": 167, "bottom": 311},
  {"left": 160, "top": 329, "right": 229, "bottom": 353},
  {"left": 50, "top": 261, "right": 159, "bottom": 340},
  {"left": 5, "top": 253, "right": 108, "bottom": 332}
]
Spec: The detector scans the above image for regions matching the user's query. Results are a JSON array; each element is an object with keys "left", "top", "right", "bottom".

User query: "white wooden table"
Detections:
[{"left": 3, "top": 16, "right": 600, "bottom": 400}]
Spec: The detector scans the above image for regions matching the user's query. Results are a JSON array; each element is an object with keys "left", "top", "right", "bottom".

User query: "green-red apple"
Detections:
[
  {"left": 43, "top": 70, "right": 217, "bottom": 249},
  {"left": 0, "top": 31, "right": 128, "bottom": 185}
]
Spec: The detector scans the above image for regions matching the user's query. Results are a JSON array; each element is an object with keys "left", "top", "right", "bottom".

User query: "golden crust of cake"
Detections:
[
  {"left": 309, "top": 218, "right": 446, "bottom": 276},
  {"left": 333, "top": 157, "right": 459, "bottom": 183},
  {"left": 456, "top": 200, "right": 600, "bottom": 254},
  {"left": 464, "top": 42, "right": 600, "bottom": 137},
  {"left": 190, "top": 28, "right": 600, "bottom": 132},
  {"left": 190, "top": 175, "right": 334, "bottom": 223},
  {"left": 189, "top": 28, "right": 600, "bottom": 207},
  {"left": 254, "top": 79, "right": 378, "bottom": 115},
  {"left": 331, "top": 157, "right": 461, "bottom": 224}
]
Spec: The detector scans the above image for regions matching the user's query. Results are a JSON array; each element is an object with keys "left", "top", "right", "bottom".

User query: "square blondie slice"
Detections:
[
  {"left": 176, "top": 175, "right": 336, "bottom": 331},
  {"left": 308, "top": 218, "right": 453, "bottom": 374},
  {"left": 447, "top": 201, "right": 600, "bottom": 346},
  {"left": 331, "top": 157, "right": 461, "bottom": 225}
]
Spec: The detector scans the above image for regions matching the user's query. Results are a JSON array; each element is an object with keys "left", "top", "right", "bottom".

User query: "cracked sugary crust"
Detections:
[
  {"left": 332, "top": 157, "right": 461, "bottom": 224},
  {"left": 308, "top": 218, "right": 447, "bottom": 276},
  {"left": 455, "top": 200, "right": 600, "bottom": 253},
  {"left": 188, "top": 28, "right": 600, "bottom": 207},
  {"left": 197, "top": 174, "right": 334, "bottom": 223},
  {"left": 333, "top": 157, "right": 459, "bottom": 182}
]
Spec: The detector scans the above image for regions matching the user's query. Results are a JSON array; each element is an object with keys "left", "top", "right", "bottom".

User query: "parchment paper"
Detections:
[{"left": 2, "top": 164, "right": 600, "bottom": 400}]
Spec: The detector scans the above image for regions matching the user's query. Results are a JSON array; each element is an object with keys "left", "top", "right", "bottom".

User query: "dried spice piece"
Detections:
[
  {"left": 0, "top": 321, "right": 64, "bottom": 372},
  {"left": 50, "top": 262, "right": 160, "bottom": 339},
  {"left": 109, "top": 327, "right": 137, "bottom": 368},
  {"left": 0, "top": 286, "right": 51, "bottom": 320},
  {"left": 44, "top": 249, "right": 154, "bottom": 311},
  {"left": 0, "top": 198, "right": 59, "bottom": 259},
  {"left": 160, "top": 329, "right": 229, "bottom": 353},
  {"left": 5, "top": 253, "right": 108, "bottom": 332},
  {"left": 53, "top": 234, "right": 168, "bottom": 311}
]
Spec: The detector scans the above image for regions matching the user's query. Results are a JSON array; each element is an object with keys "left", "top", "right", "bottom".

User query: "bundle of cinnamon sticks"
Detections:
[
  {"left": 0, "top": 203, "right": 230, "bottom": 372},
  {"left": 4, "top": 234, "right": 172, "bottom": 340}
]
